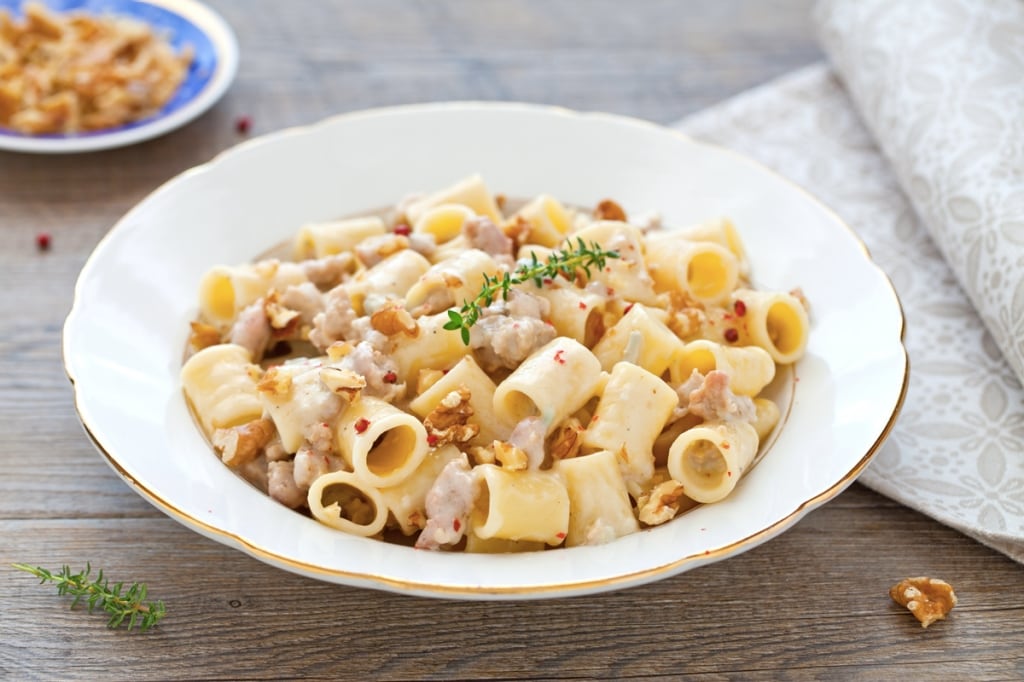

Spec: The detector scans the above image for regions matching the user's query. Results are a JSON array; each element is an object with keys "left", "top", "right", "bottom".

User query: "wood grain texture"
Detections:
[{"left": 1, "top": 1, "right": 1021, "bottom": 679}]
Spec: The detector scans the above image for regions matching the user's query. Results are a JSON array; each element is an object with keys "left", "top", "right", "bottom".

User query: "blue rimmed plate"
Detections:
[{"left": 0, "top": 0, "right": 237, "bottom": 153}]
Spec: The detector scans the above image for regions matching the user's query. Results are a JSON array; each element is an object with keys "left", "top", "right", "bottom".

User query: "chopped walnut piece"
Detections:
[
  {"left": 264, "top": 291, "right": 301, "bottom": 330},
  {"left": 370, "top": 300, "right": 419, "bottom": 337},
  {"left": 188, "top": 321, "right": 222, "bottom": 352},
  {"left": 636, "top": 479, "right": 692, "bottom": 526},
  {"left": 212, "top": 418, "right": 276, "bottom": 467},
  {"left": 890, "top": 577, "right": 957, "bottom": 628},
  {"left": 506, "top": 215, "right": 532, "bottom": 249},
  {"left": 423, "top": 386, "right": 479, "bottom": 447},
  {"left": 318, "top": 366, "right": 366, "bottom": 401},
  {"left": 548, "top": 418, "right": 584, "bottom": 461},
  {"left": 493, "top": 440, "right": 528, "bottom": 471},
  {"left": 594, "top": 198, "right": 627, "bottom": 222},
  {"left": 256, "top": 366, "right": 293, "bottom": 398},
  {"left": 666, "top": 291, "right": 708, "bottom": 340}
]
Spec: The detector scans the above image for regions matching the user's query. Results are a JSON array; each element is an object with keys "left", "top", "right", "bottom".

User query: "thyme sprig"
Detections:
[
  {"left": 12, "top": 562, "right": 166, "bottom": 632},
  {"left": 444, "top": 238, "right": 620, "bottom": 344}
]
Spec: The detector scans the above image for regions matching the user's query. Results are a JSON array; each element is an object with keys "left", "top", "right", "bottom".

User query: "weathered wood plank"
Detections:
[
  {"left": 2, "top": 487, "right": 1022, "bottom": 681},
  {"left": 3, "top": 0, "right": 1022, "bottom": 679}
]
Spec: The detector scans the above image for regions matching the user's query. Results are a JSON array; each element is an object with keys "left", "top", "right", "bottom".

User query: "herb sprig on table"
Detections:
[
  {"left": 12, "top": 563, "right": 166, "bottom": 632},
  {"left": 444, "top": 238, "right": 620, "bottom": 344}
]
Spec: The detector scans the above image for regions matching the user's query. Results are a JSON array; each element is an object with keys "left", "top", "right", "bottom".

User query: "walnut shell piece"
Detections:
[{"left": 889, "top": 577, "right": 957, "bottom": 628}]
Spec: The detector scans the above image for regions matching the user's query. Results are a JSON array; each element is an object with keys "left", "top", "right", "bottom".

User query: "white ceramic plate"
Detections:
[
  {"left": 63, "top": 103, "right": 908, "bottom": 598},
  {"left": 0, "top": 0, "right": 237, "bottom": 154}
]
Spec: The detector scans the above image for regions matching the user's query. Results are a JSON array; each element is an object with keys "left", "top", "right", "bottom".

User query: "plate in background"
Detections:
[{"left": 0, "top": 0, "right": 237, "bottom": 153}]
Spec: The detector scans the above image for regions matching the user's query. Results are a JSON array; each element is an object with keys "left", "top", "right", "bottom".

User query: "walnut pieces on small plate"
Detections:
[
  {"left": 0, "top": 0, "right": 237, "bottom": 153},
  {"left": 890, "top": 577, "right": 957, "bottom": 629}
]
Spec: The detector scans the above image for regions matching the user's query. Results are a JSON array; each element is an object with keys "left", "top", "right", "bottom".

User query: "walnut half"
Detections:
[{"left": 889, "top": 577, "right": 957, "bottom": 628}]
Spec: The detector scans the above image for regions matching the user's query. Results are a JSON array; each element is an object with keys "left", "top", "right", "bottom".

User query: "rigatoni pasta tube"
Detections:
[
  {"left": 336, "top": 396, "right": 429, "bottom": 488},
  {"left": 198, "top": 260, "right": 307, "bottom": 328},
  {"left": 470, "top": 464, "right": 569, "bottom": 545},
  {"left": 181, "top": 343, "right": 263, "bottom": 435},
  {"left": 676, "top": 217, "right": 749, "bottom": 276},
  {"left": 348, "top": 249, "right": 431, "bottom": 315},
  {"left": 751, "top": 397, "right": 781, "bottom": 442},
  {"left": 378, "top": 445, "right": 461, "bottom": 535},
  {"left": 581, "top": 362, "right": 678, "bottom": 493},
  {"left": 669, "top": 339, "right": 775, "bottom": 397},
  {"left": 508, "top": 194, "right": 573, "bottom": 247},
  {"left": 645, "top": 234, "right": 739, "bottom": 305},
  {"left": 731, "top": 288, "right": 809, "bottom": 364},
  {"left": 591, "top": 303, "right": 683, "bottom": 376},
  {"left": 408, "top": 355, "right": 514, "bottom": 446},
  {"left": 556, "top": 450, "right": 639, "bottom": 546},
  {"left": 405, "top": 174, "right": 503, "bottom": 225},
  {"left": 492, "top": 337, "right": 603, "bottom": 433},
  {"left": 388, "top": 311, "right": 471, "bottom": 382},
  {"left": 404, "top": 248, "right": 499, "bottom": 314},
  {"left": 294, "top": 216, "right": 386, "bottom": 260},
  {"left": 568, "top": 221, "right": 659, "bottom": 305},
  {"left": 464, "top": 533, "right": 545, "bottom": 554},
  {"left": 259, "top": 362, "right": 336, "bottom": 454},
  {"left": 667, "top": 421, "right": 759, "bottom": 503},
  {"left": 530, "top": 285, "right": 607, "bottom": 347},
  {"left": 307, "top": 470, "right": 388, "bottom": 537},
  {"left": 413, "top": 203, "right": 474, "bottom": 244}
]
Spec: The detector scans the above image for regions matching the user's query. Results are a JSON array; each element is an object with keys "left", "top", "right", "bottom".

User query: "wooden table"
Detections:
[{"left": 2, "top": 1, "right": 1022, "bottom": 679}]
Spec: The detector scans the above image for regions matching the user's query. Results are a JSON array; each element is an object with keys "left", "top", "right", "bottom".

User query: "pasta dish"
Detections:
[{"left": 181, "top": 175, "right": 810, "bottom": 552}]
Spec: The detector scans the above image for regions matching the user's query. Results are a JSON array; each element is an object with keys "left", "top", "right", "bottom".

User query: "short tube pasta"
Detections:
[
  {"left": 669, "top": 339, "right": 776, "bottom": 397},
  {"left": 413, "top": 203, "right": 475, "bottom": 244},
  {"left": 259, "top": 362, "right": 336, "bottom": 454},
  {"left": 294, "top": 216, "right": 386, "bottom": 259},
  {"left": 492, "top": 337, "right": 603, "bottom": 431},
  {"left": 404, "top": 174, "right": 503, "bottom": 225},
  {"left": 388, "top": 311, "right": 471, "bottom": 382},
  {"left": 531, "top": 285, "right": 607, "bottom": 347},
  {"left": 667, "top": 421, "right": 759, "bottom": 503},
  {"left": 751, "top": 397, "right": 781, "bottom": 442},
  {"left": 348, "top": 249, "right": 431, "bottom": 315},
  {"left": 181, "top": 343, "right": 263, "bottom": 434},
  {"left": 591, "top": 303, "right": 683, "bottom": 376},
  {"left": 676, "top": 217, "right": 749, "bottom": 276},
  {"left": 198, "top": 261, "right": 307, "bottom": 328},
  {"left": 645, "top": 233, "right": 739, "bottom": 305},
  {"left": 470, "top": 464, "right": 569, "bottom": 545},
  {"left": 509, "top": 194, "right": 573, "bottom": 247},
  {"left": 408, "top": 355, "right": 514, "bottom": 446},
  {"left": 404, "top": 248, "right": 499, "bottom": 314},
  {"left": 335, "top": 396, "right": 429, "bottom": 488},
  {"left": 378, "top": 445, "right": 462, "bottom": 535},
  {"left": 307, "top": 470, "right": 389, "bottom": 537},
  {"left": 731, "top": 288, "right": 810, "bottom": 364},
  {"left": 556, "top": 450, "right": 639, "bottom": 546},
  {"left": 581, "top": 362, "right": 678, "bottom": 494}
]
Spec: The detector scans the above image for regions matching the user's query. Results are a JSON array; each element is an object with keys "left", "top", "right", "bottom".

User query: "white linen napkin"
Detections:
[
  {"left": 676, "top": 62, "right": 1024, "bottom": 563},
  {"left": 815, "top": 0, "right": 1024, "bottom": 390}
]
